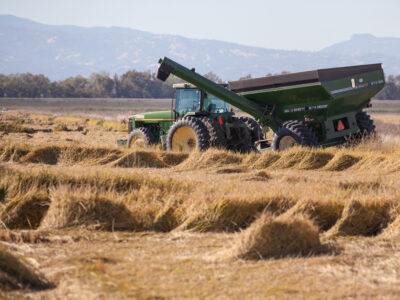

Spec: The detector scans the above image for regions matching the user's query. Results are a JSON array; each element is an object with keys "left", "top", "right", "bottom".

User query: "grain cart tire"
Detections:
[
  {"left": 239, "top": 116, "right": 263, "bottom": 143},
  {"left": 356, "top": 111, "right": 375, "bottom": 137},
  {"left": 231, "top": 117, "right": 254, "bottom": 153},
  {"left": 198, "top": 116, "right": 227, "bottom": 148},
  {"left": 128, "top": 127, "right": 155, "bottom": 149},
  {"left": 167, "top": 117, "right": 210, "bottom": 152},
  {"left": 272, "top": 121, "right": 318, "bottom": 151}
]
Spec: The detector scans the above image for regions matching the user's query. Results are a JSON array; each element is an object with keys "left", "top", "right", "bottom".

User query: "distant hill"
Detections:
[{"left": 0, "top": 15, "right": 399, "bottom": 80}]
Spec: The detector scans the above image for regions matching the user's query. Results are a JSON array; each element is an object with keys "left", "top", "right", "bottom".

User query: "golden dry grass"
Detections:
[
  {"left": 328, "top": 198, "right": 396, "bottom": 237},
  {"left": 231, "top": 213, "right": 321, "bottom": 259},
  {"left": 1, "top": 110, "right": 400, "bottom": 298},
  {"left": 0, "top": 188, "right": 50, "bottom": 229},
  {"left": 40, "top": 186, "right": 137, "bottom": 231}
]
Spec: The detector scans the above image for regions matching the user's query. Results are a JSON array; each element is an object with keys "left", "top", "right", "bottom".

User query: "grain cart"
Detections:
[{"left": 127, "top": 57, "right": 384, "bottom": 151}]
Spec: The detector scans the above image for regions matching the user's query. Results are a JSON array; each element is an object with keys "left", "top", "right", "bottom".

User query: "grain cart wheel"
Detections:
[
  {"left": 167, "top": 117, "right": 210, "bottom": 152},
  {"left": 198, "top": 116, "right": 227, "bottom": 148},
  {"left": 272, "top": 121, "right": 318, "bottom": 151},
  {"left": 128, "top": 127, "right": 155, "bottom": 149},
  {"left": 356, "top": 111, "right": 376, "bottom": 137},
  {"left": 239, "top": 116, "right": 263, "bottom": 143}
]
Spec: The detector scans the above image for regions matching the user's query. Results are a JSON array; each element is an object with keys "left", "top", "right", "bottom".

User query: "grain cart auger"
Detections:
[{"left": 125, "top": 56, "right": 385, "bottom": 152}]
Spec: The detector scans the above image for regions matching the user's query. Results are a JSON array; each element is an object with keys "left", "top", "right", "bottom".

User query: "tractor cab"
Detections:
[{"left": 173, "top": 83, "right": 228, "bottom": 117}]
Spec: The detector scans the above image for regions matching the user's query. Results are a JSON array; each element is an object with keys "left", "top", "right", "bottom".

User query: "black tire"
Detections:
[
  {"left": 167, "top": 117, "right": 210, "bottom": 151},
  {"left": 198, "top": 116, "right": 227, "bottom": 149},
  {"left": 272, "top": 121, "right": 318, "bottom": 151},
  {"left": 230, "top": 117, "right": 254, "bottom": 153},
  {"left": 128, "top": 127, "right": 155, "bottom": 149},
  {"left": 356, "top": 111, "right": 375, "bottom": 137},
  {"left": 239, "top": 116, "right": 263, "bottom": 143}
]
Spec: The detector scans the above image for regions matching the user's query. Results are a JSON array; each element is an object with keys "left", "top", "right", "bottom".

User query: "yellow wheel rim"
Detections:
[
  {"left": 129, "top": 136, "right": 146, "bottom": 148},
  {"left": 279, "top": 136, "right": 297, "bottom": 150},
  {"left": 172, "top": 127, "right": 198, "bottom": 152}
]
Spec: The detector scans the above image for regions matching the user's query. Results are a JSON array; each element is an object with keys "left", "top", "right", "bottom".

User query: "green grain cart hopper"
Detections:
[{"left": 127, "top": 56, "right": 384, "bottom": 151}]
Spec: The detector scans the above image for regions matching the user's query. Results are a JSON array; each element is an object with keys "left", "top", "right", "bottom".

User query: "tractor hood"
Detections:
[{"left": 130, "top": 111, "right": 174, "bottom": 121}]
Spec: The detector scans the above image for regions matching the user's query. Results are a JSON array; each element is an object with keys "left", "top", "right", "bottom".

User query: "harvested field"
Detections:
[{"left": 1, "top": 109, "right": 400, "bottom": 298}]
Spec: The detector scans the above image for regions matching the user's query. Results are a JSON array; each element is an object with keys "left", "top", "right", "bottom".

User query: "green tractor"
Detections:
[
  {"left": 126, "top": 56, "right": 385, "bottom": 152},
  {"left": 127, "top": 83, "right": 261, "bottom": 152}
]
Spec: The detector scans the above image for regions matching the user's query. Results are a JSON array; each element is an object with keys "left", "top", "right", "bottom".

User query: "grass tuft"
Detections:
[
  {"left": 111, "top": 150, "right": 168, "bottom": 168},
  {"left": 152, "top": 204, "right": 180, "bottom": 232},
  {"left": 40, "top": 186, "right": 136, "bottom": 231},
  {"left": 158, "top": 152, "right": 189, "bottom": 166},
  {"left": 328, "top": 198, "right": 394, "bottom": 236},
  {"left": 0, "top": 189, "right": 50, "bottom": 229},
  {"left": 232, "top": 213, "right": 321, "bottom": 259},
  {"left": 324, "top": 152, "right": 361, "bottom": 171},
  {"left": 20, "top": 146, "right": 61, "bottom": 165},
  {"left": 179, "top": 195, "right": 294, "bottom": 232},
  {"left": 287, "top": 199, "right": 344, "bottom": 231},
  {"left": 252, "top": 152, "right": 281, "bottom": 169},
  {"left": 176, "top": 149, "right": 243, "bottom": 170},
  {"left": 0, "top": 121, "right": 35, "bottom": 134},
  {"left": 0, "top": 143, "right": 31, "bottom": 162},
  {"left": 20, "top": 145, "right": 124, "bottom": 165}
]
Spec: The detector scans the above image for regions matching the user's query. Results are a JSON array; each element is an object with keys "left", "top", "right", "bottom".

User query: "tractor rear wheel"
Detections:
[
  {"left": 272, "top": 121, "right": 318, "bottom": 151},
  {"left": 128, "top": 127, "right": 155, "bottom": 149},
  {"left": 356, "top": 111, "right": 375, "bottom": 137},
  {"left": 239, "top": 116, "right": 263, "bottom": 143},
  {"left": 167, "top": 117, "right": 210, "bottom": 152},
  {"left": 230, "top": 117, "right": 254, "bottom": 153},
  {"left": 198, "top": 116, "right": 227, "bottom": 149}
]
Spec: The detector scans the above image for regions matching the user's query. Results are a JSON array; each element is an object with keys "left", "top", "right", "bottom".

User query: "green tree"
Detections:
[
  {"left": 55, "top": 76, "right": 90, "bottom": 97},
  {"left": 375, "top": 75, "right": 400, "bottom": 100},
  {"left": 203, "top": 72, "right": 223, "bottom": 83},
  {"left": 88, "top": 72, "right": 114, "bottom": 97},
  {"left": 113, "top": 73, "right": 121, "bottom": 98},
  {"left": 0, "top": 75, "right": 7, "bottom": 97}
]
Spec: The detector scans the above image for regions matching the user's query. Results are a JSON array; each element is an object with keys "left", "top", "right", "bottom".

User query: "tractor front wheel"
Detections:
[
  {"left": 272, "top": 121, "right": 318, "bottom": 151},
  {"left": 128, "top": 127, "right": 155, "bottom": 149},
  {"left": 167, "top": 117, "right": 210, "bottom": 152}
]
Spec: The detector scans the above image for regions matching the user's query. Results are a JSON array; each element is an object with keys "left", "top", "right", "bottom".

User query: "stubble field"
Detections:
[{"left": 0, "top": 99, "right": 400, "bottom": 299}]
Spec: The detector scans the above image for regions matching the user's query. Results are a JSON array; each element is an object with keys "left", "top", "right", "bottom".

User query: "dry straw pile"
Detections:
[
  {"left": 111, "top": 150, "right": 168, "bottom": 168},
  {"left": 232, "top": 213, "right": 321, "bottom": 259},
  {"left": 287, "top": 199, "right": 344, "bottom": 231},
  {"left": 175, "top": 149, "right": 243, "bottom": 170},
  {"left": 0, "top": 246, "right": 53, "bottom": 290},
  {"left": 328, "top": 198, "right": 395, "bottom": 236},
  {"left": 179, "top": 196, "right": 294, "bottom": 232},
  {"left": 20, "top": 145, "right": 123, "bottom": 165},
  {"left": 40, "top": 186, "right": 136, "bottom": 231},
  {"left": 0, "top": 189, "right": 50, "bottom": 229}
]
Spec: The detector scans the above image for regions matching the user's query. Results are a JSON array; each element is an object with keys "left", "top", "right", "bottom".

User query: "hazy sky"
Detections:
[{"left": 1, "top": 0, "right": 399, "bottom": 51}]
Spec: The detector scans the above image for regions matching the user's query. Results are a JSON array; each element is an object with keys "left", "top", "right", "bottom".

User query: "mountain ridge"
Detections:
[{"left": 0, "top": 15, "right": 399, "bottom": 80}]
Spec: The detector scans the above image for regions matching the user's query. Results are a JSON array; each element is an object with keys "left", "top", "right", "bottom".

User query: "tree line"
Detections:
[
  {"left": 375, "top": 75, "right": 400, "bottom": 100},
  {"left": 0, "top": 71, "right": 399, "bottom": 99},
  {"left": 0, "top": 71, "right": 175, "bottom": 98}
]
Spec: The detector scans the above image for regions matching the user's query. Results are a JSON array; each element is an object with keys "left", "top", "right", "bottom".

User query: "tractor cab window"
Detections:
[
  {"left": 175, "top": 89, "right": 201, "bottom": 116},
  {"left": 203, "top": 93, "right": 228, "bottom": 113}
]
